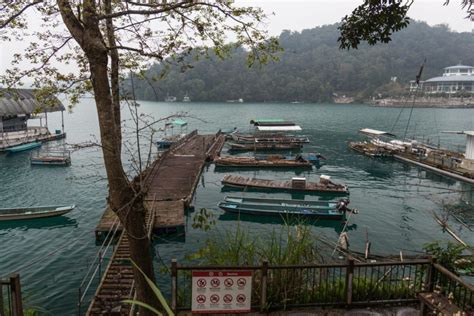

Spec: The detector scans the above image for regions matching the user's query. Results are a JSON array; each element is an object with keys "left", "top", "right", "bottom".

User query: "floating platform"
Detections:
[
  {"left": 394, "top": 154, "right": 474, "bottom": 184},
  {"left": 221, "top": 175, "right": 349, "bottom": 194}
]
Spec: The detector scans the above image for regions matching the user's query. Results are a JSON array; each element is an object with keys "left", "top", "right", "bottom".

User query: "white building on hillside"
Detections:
[{"left": 410, "top": 64, "right": 474, "bottom": 94}]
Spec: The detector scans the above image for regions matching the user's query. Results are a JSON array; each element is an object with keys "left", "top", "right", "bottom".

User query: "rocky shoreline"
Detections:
[{"left": 370, "top": 97, "right": 474, "bottom": 108}]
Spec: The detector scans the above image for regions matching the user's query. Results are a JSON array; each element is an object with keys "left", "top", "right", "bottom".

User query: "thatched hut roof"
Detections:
[{"left": 0, "top": 88, "right": 65, "bottom": 117}]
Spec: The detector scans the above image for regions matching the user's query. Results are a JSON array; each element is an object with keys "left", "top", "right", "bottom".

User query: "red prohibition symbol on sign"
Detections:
[
  {"left": 211, "top": 278, "right": 220, "bottom": 287},
  {"left": 210, "top": 294, "right": 220, "bottom": 304},
  {"left": 237, "top": 294, "right": 246, "bottom": 303},
  {"left": 224, "top": 278, "right": 234, "bottom": 287},
  {"left": 196, "top": 295, "right": 206, "bottom": 304},
  {"left": 237, "top": 278, "right": 247, "bottom": 287},
  {"left": 223, "top": 294, "right": 233, "bottom": 304},
  {"left": 196, "top": 278, "right": 207, "bottom": 288}
]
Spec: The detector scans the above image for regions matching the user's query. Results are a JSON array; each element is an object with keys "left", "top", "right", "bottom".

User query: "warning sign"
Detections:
[{"left": 191, "top": 271, "right": 252, "bottom": 313}]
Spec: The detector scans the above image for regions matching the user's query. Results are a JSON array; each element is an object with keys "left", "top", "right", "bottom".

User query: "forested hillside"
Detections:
[{"left": 130, "top": 21, "right": 474, "bottom": 103}]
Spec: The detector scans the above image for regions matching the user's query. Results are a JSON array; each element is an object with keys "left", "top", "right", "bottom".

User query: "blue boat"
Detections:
[
  {"left": 6, "top": 142, "right": 42, "bottom": 153},
  {"left": 218, "top": 196, "right": 355, "bottom": 220}
]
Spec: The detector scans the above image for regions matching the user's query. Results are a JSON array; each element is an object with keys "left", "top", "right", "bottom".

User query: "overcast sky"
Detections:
[
  {"left": 1, "top": 0, "right": 472, "bottom": 75},
  {"left": 245, "top": 0, "right": 473, "bottom": 35}
]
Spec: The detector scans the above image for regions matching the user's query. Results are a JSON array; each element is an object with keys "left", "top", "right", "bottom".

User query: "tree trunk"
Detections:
[
  {"left": 57, "top": 1, "right": 159, "bottom": 314},
  {"left": 104, "top": 0, "right": 122, "bottom": 153}
]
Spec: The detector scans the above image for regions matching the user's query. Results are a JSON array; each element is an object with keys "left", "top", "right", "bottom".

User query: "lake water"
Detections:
[{"left": 0, "top": 100, "right": 473, "bottom": 314}]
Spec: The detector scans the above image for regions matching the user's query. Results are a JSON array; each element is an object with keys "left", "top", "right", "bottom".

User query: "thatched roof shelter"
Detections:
[{"left": 0, "top": 88, "right": 65, "bottom": 117}]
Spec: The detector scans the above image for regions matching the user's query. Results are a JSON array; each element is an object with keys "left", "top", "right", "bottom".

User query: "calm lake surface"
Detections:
[{"left": 1, "top": 100, "right": 473, "bottom": 314}]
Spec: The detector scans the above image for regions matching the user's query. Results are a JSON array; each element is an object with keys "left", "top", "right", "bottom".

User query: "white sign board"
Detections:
[{"left": 191, "top": 270, "right": 252, "bottom": 314}]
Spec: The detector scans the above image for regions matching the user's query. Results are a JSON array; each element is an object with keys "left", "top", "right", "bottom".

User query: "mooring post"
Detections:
[
  {"left": 346, "top": 258, "right": 354, "bottom": 305},
  {"left": 260, "top": 260, "right": 268, "bottom": 312},
  {"left": 10, "top": 274, "right": 23, "bottom": 316},
  {"left": 171, "top": 259, "right": 178, "bottom": 313}
]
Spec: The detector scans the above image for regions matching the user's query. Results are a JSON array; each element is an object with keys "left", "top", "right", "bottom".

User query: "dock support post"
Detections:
[
  {"left": 61, "top": 110, "right": 65, "bottom": 133},
  {"left": 10, "top": 274, "right": 23, "bottom": 316},
  {"left": 171, "top": 259, "right": 178, "bottom": 313},
  {"left": 346, "top": 258, "right": 354, "bottom": 305},
  {"left": 260, "top": 260, "right": 268, "bottom": 312}
]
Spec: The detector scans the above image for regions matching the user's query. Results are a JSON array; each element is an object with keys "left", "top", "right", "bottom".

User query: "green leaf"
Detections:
[
  {"left": 129, "top": 260, "right": 175, "bottom": 316},
  {"left": 122, "top": 299, "right": 163, "bottom": 316}
]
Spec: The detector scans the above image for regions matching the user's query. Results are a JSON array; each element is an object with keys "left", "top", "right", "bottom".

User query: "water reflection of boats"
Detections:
[
  {"left": 0, "top": 215, "right": 77, "bottom": 231},
  {"left": 218, "top": 212, "right": 357, "bottom": 235}
]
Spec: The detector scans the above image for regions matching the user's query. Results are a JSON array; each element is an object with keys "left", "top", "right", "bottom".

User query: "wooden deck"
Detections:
[{"left": 88, "top": 131, "right": 223, "bottom": 315}]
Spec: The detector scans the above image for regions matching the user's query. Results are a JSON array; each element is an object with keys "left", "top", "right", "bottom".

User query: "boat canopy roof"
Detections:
[
  {"left": 359, "top": 128, "right": 395, "bottom": 137},
  {"left": 256, "top": 125, "right": 302, "bottom": 132},
  {"left": 0, "top": 88, "right": 65, "bottom": 117},
  {"left": 172, "top": 119, "right": 187, "bottom": 126}
]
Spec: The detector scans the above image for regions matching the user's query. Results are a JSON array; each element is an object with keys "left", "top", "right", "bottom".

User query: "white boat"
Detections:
[
  {"left": 0, "top": 205, "right": 75, "bottom": 221},
  {"left": 165, "top": 94, "right": 177, "bottom": 102},
  {"left": 183, "top": 94, "right": 191, "bottom": 102}
]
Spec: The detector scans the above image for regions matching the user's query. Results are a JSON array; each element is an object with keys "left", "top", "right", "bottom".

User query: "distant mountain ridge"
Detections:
[{"left": 130, "top": 21, "right": 474, "bottom": 103}]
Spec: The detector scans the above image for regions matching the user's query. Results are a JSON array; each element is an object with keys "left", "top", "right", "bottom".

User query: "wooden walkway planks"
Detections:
[{"left": 89, "top": 132, "right": 223, "bottom": 315}]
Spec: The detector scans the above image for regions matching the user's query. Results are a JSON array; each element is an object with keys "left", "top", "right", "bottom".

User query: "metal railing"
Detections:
[
  {"left": 77, "top": 217, "right": 121, "bottom": 315},
  {"left": 171, "top": 258, "right": 473, "bottom": 312},
  {"left": 429, "top": 263, "right": 474, "bottom": 311},
  {"left": 0, "top": 274, "right": 23, "bottom": 316}
]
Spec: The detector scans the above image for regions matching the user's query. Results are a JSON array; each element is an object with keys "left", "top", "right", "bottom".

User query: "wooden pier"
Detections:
[
  {"left": 88, "top": 131, "right": 224, "bottom": 315},
  {"left": 95, "top": 131, "right": 225, "bottom": 238}
]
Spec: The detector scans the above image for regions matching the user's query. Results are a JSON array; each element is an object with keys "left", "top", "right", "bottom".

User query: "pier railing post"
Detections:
[
  {"left": 171, "top": 259, "right": 178, "bottom": 313},
  {"left": 345, "top": 258, "right": 354, "bottom": 305},
  {"left": 10, "top": 274, "right": 23, "bottom": 316},
  {"left": 260, "top": 260, "right": 268, "bottom": 312},
  {"left": 425, "top": 256, "right": 437, "bottom": 292}
]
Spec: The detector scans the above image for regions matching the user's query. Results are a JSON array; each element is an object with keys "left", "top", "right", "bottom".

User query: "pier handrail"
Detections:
[{"left": 77, "top": 216, "right": 121, "bottom": 314}]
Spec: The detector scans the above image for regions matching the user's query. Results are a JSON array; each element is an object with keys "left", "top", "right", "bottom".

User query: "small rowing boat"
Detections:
[
  {"left": 218, "top": 196, "right": 354, "bottom": 220},
  {"left": 214, "top": 155, "right": 312, "bottom": 168},
  {"left": 6, "top": 142, "right": 42, "bottom": 153},
  {"left": 0, "top": 205, "right": 75, "bottom": 221},
  {"left": 222, "top": 175, "right": 349, "bottom": 194}
]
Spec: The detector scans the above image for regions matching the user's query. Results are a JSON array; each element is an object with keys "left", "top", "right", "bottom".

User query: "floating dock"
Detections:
[{"left": 95, "top": 131, "right": 224, "bottom": 238}]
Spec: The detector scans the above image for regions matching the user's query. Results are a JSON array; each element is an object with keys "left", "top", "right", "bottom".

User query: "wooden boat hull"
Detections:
[
  {"left": 231, "top": 133, "right": 310, "bottom": 144},
  {"left": 214, "top": 156, "right": 312, "bottom": 168},
  {"left": 221, "top": 175, "right": 349, "bottom": 194},
  {"left": 0, "top": 205, "right": 75, "bottom": 221},
  {"left": 31, "top": 158, "right": 71, "bottom": 166},
  {"left": 218, "top": 202, "right": 345, "bottom": 220},
  {"left": 229, "top": 143, "right": 303, "bottom": 152}
]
